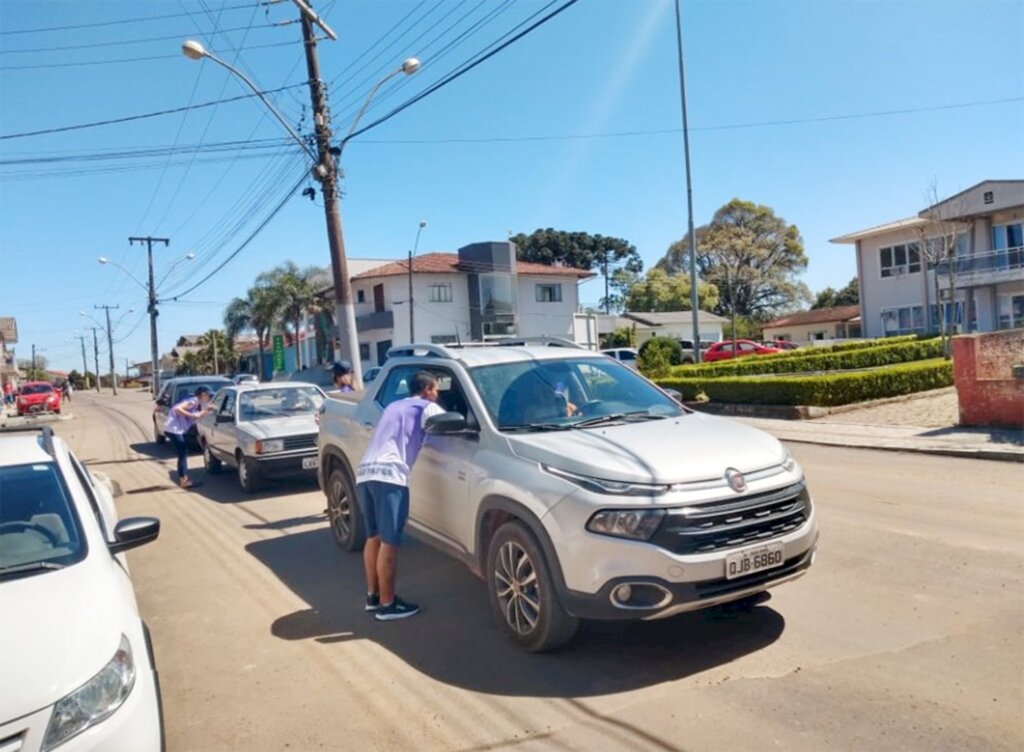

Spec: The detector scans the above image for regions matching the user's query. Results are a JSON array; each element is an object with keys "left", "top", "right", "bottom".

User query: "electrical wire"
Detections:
[
  {"left": 0, "top": 2, "right": 259, "bottom": 34},
  {"left": 328, "top": 1, "right": 432, "bottom": 88},
  {"left": 0, "top": 22, "right": 289, "bottom": 54},
  {"left": 0, "top": 39, "right": 295, "bottom": 71}
]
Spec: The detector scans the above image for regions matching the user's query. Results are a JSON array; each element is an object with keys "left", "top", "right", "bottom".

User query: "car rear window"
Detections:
[
  {"left": 0, "top": 462, "right": 86, "bottom": 576},
  {"left": 174, "top": 381, "right": 230, "bottom": 404}
]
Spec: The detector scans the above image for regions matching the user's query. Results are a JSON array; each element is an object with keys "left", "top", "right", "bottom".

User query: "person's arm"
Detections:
[{"left": 421, "top": 402, "right": 445, "bottom": 428}]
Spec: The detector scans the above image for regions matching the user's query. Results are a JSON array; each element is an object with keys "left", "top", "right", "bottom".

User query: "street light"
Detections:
[
  {"left": 407, "top": 220, "right": 427, "bottom": 344},
  {"left": 182, "top": 36, "right": 420, "bottom": 388}
]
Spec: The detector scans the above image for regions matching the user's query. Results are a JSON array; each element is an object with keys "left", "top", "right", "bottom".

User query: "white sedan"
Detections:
[{"left": 0, "top": 426, "right": 162, "bottom": 751}]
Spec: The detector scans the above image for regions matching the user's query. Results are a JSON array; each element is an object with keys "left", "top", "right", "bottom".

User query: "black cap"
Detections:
[
  {"left": 194, "top": 385, "right": 212, "bottom": 397},
  {"left": 332, "top": 361, "right": 352, "bottom": 377}
]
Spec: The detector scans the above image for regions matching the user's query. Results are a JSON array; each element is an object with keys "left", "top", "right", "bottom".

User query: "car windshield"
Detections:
[
  {"left": 21, "top": 384, "right": 53, "bottom": 395},
  {"left": 470, "top": 356, "right": 683, "bottom": 431},
  {"left": 174, "top": 380, "right": 230, "bottom": 403},
  {"left": 239, "top": 386, "right": 325, "bottom": 420},
  {"left": 0, "top": 462, "right": 86, "bottom": 577}
]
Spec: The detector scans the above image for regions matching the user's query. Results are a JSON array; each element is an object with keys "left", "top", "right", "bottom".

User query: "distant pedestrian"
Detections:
[
  {"left": 2, "top": 381, "right": 12, "bottom": 407},
  {"left": 356, "top": 371, "right": 443, "bottom": 620},
  {"left": 62, "top": 381, "right": 72, "bottom": 401},
  {"left": 163, "top": 385, "right": 214, "bottom": 489},
  {"left": 331, "top": 361, "right": 355, "bottom": 393}
]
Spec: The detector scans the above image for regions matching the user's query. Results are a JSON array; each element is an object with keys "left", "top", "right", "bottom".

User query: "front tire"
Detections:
[
  {"left": 486, "top": 521, "right": 578, "bottom": 652},
  {"left": 326, "top": 468, "right": 364, "bottom": 552},
  {"left": 202, "top": 441, "right": 222, "bottom": 475},
  {"left": 238, "top": 453, "right": 261, "bottom": 494}
]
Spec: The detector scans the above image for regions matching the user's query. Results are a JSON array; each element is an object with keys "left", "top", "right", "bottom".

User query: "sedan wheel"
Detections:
[
  {"left": 203, "top": 441, "right": 222, "bottom": 474},
  {"left": 326, "top": 469, "right": 364, "bottom": 552},
  {"left": 238, "top": 454, "right": 261, "bottom": 494}
]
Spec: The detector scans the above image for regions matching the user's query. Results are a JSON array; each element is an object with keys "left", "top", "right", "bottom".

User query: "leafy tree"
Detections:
[
  {"left": 624, "top": 268, "right": 719, "bottom": 313},
  {"left": 17, "top": 356, "right": 48, "bottom": 381},
  {"left": 511, "top": 228, "right": 643, "bottom": 314},
  {"left": 657, "top": 199, "right": 811, "bottom": 319},
  {"left": 600, "top": 325, "right": 638, "bottom": 349},
  {"left": 812, "top": 277, "right": 859, "bottom": 309},
  {"left": 257, "top": 262, "right": 320, "bottom": 370},
  {"left": 637, "top": 337, "right": 682, "bottom": 377},
  {"left": 176, "top": 350, "right": 202, "bottom": 376},
  {"left": 198, "top": 329, "right": 235, "bottom": 375}
]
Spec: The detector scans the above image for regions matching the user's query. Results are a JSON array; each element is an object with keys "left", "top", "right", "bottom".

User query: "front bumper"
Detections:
[{"left": 253, "top": 449, "right": 318, "bottom": 478}]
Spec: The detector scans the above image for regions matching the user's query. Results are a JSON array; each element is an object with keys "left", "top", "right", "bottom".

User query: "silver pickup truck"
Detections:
[{"left": 318, "top": 343, "right": 818, "bottom": 652}]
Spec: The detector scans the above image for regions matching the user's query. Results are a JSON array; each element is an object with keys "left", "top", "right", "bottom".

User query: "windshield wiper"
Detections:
[
  {"left": 0, "top": 560, "right": 65, "bottom": 577},
  {"left": 502, "top": 422, "right": 574, "bottom": 433},
  {"left": 573, "top": 411, "right": 669, "bottom": 428}
]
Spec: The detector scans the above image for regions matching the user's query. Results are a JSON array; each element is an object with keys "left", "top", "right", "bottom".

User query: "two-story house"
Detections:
[
  {"left": 831, "top": 180, "right": 1024, "bottom": 338},
  {"left": 350, "top": 242, "right": 595, "bottom": 367}
]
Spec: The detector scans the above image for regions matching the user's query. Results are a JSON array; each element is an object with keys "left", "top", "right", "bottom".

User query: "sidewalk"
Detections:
[{"left": 735, "top": 416, "right": 1024, "bottom": 462}]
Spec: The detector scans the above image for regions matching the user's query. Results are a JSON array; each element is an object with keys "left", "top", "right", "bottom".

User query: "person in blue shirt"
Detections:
[{"left": 331, "top": 361, "right": 354, "bottom": 393}]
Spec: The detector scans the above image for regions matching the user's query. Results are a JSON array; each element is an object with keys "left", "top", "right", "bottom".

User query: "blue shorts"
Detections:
[{"left": 356, "top": 481, "right": 410, "bottom": 546}]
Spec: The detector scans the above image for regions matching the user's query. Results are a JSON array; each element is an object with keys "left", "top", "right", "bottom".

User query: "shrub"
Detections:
[
  {"left": 672, "top": 336, "right": 939, "bottom": 378},
  {"left": 600, "top": 325, "right": 638, "bottom": 349},
  {"left": 638, "top": 337, "right": 683, "bottom": 372},
  {"left": 656, "top": 358, "right": 953, "bottom": 406}
]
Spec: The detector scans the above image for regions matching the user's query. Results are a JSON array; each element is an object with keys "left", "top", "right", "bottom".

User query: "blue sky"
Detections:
[{"left": 1, "top": 0, "right": 1022, "bottom": 372}]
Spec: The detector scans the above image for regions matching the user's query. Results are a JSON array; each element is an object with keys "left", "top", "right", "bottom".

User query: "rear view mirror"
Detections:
[
  {"left": 425, "top": 411, "right": 468, "bottom": 435},
  {"left": 108, "top": 517, "right": 160, "bottom": 554}
]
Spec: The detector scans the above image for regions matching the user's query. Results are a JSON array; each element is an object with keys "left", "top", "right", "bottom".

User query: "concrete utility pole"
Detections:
[
  {"left": 76, "top": 335, "right": 89, "bottom": 388},
  {"left": 91, "top": 328, "right": 101, "bottom": 392},
  {"left": 298, "top": 2, "right": 363, "bottom": 388},
  {"left": 95, "top": 304, "right": 119, "bottom": 395},
  {"left": 674, "top": 0, "right": 702, "bottom": 362},
  {"left": 407, "top": 220, "right": 426, "bottom": 344},
  {"left": 129, "top": 236, "right": 169, "bottom": 396},
  {"left": 31, "top": 343, "right": 36, "bottom": 378}
]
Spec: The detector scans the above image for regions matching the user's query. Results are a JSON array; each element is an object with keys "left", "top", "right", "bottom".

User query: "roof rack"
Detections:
[
  {"left": 0, "top": 422, "right": 56, "bottom": 457},
  {"left": 385, "top": 337, "right": 585, "bottom": 362}
]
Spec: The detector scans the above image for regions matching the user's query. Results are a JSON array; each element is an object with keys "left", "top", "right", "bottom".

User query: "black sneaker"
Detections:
[
  {"left": 374, "top": 596, "right": 420, "bottom": 621},
  {"left": 364, "top": 593, "right": 380, "bottom": 612}
]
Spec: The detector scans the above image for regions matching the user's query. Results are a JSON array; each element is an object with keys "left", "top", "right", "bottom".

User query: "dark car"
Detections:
[{"left": 153, "top": 376, "right": 232, "bottom": 445}]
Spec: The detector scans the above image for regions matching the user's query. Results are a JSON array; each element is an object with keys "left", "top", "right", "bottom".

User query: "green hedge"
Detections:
[
  {"left": 656, "top": 358, "right": 953, "bottom": 406},
  {"left": 672, "top": 336, "right": 938, "bottom": 378}
]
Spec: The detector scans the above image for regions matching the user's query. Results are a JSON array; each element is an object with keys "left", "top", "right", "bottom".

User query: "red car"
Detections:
[
  {"left": 16, "top": 381, "right": 62, "bottom": 416},
  {"left": 702, "top": 339, "right": 781, "bottom": 363}
]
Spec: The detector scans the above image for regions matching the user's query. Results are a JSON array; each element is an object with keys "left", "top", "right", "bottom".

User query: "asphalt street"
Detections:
[{"left": 42, "top": 390, "right": 1024, "bottom": 751}]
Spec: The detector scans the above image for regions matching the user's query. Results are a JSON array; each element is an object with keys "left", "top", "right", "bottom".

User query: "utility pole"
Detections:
[
  {"left": 76, "top": 335, "right": 89, "bottom": 388},
  {"left": 213, "top": 333, "right": 219, "bottom": 375},
  {"left": 601, "top": 250, "right": 611, "bottom": 315},
  {"left": 95, "top": 304, "right": 119, "bottom": 395},
  {"left": 31, "top": 343, "right": 36, "bottom": 379},
  {"left": 298, "top": 1, "right": 363, "bottom": 388},
  {"left": 674, "top": 0, "right": 702, "bottom": 362},
  {"left": 408, "top": 220, "right": 426, "bottom": 344},
  {"left": 129, "top": 236, "right": 170, "bottom": 396},
  {"left": 91, "top": 328, "right": 101, "bottom": 393}
]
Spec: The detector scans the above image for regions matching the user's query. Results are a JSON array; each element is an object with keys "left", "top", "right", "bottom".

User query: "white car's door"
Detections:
[{"left": 211, "top": 390, "right": 239, "bottom": 460}]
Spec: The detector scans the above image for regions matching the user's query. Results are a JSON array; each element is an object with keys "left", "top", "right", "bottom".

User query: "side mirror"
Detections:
[
  {"left": 215, "top": 413, "right": 233, "bottom": 424},
  {"left": 156, "top": 397, "right": 169, "bottom": 407},
  {"left": 108, "top": 517, "right": 160, "bottom": 555},
  {"left": 425, "top": 411, "right": 468, "bottom": 435},
  {"left": 664, "top": 388, "right": 684, "bottom": 404}
]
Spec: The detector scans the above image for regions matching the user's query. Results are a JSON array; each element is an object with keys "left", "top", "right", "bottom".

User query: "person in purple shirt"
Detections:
[
  {"left": 356, "top": 371, "right": 443, "bottom": 621},
  {"left": 164, "top": 385, "right": 214, "bottom": 489}
]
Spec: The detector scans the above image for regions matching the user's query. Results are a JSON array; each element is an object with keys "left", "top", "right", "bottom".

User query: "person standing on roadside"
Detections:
[
  {"left": 2, "top": 381, "right": 12, "bottom": 407},
  {"left": 164, "top": 385, "right": 214, "bottom": 489},
  {"left": 356, "top": 371, "right": 443, "bottom": 620},
  {"left": 331, "top": 360, "right": 354, "bottom": 393}
]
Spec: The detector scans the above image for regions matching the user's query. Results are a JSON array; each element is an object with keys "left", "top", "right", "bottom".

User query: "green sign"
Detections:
[{"left": 272, "top": 335, "right": 285, "bottom": 372}]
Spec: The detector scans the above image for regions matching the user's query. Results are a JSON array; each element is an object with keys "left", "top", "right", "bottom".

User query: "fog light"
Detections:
[{"left": 615, "top": 584, "right": 632, "bottom": 603}]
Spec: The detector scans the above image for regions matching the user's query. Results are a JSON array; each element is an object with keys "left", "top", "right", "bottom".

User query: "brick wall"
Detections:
[{"left": 952, "top": 331, "right": 1024, "bottom": 429}]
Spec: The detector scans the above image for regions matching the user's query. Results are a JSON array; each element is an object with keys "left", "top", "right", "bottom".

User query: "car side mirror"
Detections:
[
  {"left": 425, "top": 411, "right": 468, "bottom": 435},
  {"left": 108, "top": 517, "right": 160, "bottom": 555},
  {"left": 215, "top": 413, "right": 233, "bottom": 424},
  {"left": 156, "top": 397, "right": 169, "bottom": 407},
  {"left": 664, "top": 388, "right": 684, "bottom": 404}
]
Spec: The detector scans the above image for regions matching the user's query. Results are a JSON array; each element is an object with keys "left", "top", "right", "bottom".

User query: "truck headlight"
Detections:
[
  {"left": 543, "top": 465, "right": 669, "bottom": 496},
  {"left": 586, "top": 509, "right": 666, "bottom": 541},
  {"left": 255, "top": 439, "right": 284, "bottom": 454},
  {"left": 43, "top": 635, "right": 136, "bottom": 751}
]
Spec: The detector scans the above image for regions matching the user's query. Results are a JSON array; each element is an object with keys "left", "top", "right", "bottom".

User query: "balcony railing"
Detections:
[
  {"left": 935, "top": 246, "right": 1024, "bottom": 277},
  {"left": 356, "top": 309, "right": 394, "bottom": 332}
]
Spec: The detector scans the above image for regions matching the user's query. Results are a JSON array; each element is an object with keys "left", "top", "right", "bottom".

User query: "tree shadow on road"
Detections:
[{"left": 246, "top": 527, "right": 786, "bottom": 698}]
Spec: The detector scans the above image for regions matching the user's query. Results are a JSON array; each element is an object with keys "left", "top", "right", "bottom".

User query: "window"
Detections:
[
  {"left": 220, "top": 391, "right": 236, "bottom": 418},
  {"left": 881, "top": 305, "right": 927, "bottom": 335},
  {"left": 535, "top": 283, "right": 563, "bottom": 303},
  {"left": 373, "top": 284, "right": 385, "bottom": 313},
  {"left": 483, "top": 321, "right": 517, "bottom": 337},
  {"left": 356, "top": 289, "right": 365, "bottom": 304},
  {"left": 879, "top": 243, "right": 921, "bottom": 277},
  {"left": 479, "top": 274, "right": 515, "bottom": 315},
  {"left": 429, "top": 283, "right": 453, "bottom": 303},
  {"left": 374, "top": 365, "right": 473, "bottom": 421},
  {"left": 0, "top": 462, "right": 87, "bottom": 572},
  {"left": 997, "top": 294, "right": 1024, "bottom": 329},
  {"left": 359, "top": 343, "right": 370, "bottom": 361}
]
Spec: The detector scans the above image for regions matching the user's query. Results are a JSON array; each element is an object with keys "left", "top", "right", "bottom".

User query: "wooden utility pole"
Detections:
[
  {"left": 91, "top": 328, "right": 101, "bottom": 392},
  {"left": 129, "top": 236, "right": 170, "bottom": 395},
  {"left": 95, "top": 304, "right": 119, "bottom": 395}
]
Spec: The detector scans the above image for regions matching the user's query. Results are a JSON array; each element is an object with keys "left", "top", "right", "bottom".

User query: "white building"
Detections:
[
  {"left": 597, "top": 311, "right": 727, "bottom": 345},
  {"left": 349, "top": 243, "right": 595, "bottom": 367},
  {"left": 832, "top": 180, "right": 1024, "bottom": 337}
]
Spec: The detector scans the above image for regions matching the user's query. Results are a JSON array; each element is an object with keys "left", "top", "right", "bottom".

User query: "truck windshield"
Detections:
[{"left": 469, "top": 357, "right": 683, "bottom": 431}]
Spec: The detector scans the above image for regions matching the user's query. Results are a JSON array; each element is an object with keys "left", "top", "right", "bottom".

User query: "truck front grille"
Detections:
[
  {"left": 651, "top": 482, "right": 809, "bottom": 555},
  {"left": 282, "top": 433, "right": 317, "bottom": 450}
]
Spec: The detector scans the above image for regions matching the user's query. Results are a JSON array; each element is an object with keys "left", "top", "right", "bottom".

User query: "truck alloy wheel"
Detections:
[
  {"left": 486, "top": 521, "right": 578, "bottom": 652},
  {"left": 327, "top": 469, "right": 364, "bottom": 552}
]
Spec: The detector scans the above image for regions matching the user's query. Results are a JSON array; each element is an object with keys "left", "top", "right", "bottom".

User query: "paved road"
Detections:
[{"left": 53, "top": 390, "right": 1023, "bottom": 751}]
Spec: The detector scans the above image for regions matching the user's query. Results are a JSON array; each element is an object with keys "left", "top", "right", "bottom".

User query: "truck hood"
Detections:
[
  {"left": 239, "top": 415, "right": 319, "bottom": 439},
  {"left": 0, "top": 556, "right": 127, "bottom": 721},
  {"left": 506, "top": 412, "right": 786, "bottom": 485}
]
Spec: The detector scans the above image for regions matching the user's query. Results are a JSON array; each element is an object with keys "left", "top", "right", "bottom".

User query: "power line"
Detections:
[
  {"left": 0, "top": 2, "right": 260, "bottom": 35},
  {"left": 0, "top": 39, "right": 294, "bottom": 71},
  {"left": 0, "top": 83, "right": 307, "bottom": 140},
  {"left": 0, "top": 22, "right": 288, "bottom": 54}
]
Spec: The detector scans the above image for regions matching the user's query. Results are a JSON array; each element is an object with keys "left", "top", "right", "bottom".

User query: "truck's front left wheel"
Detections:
[
  {"left": 327, "top": 468, "right": 365, "bottom": 552},
  {"left": 486, "top": 521, "right": 578, "bottom": 652}
]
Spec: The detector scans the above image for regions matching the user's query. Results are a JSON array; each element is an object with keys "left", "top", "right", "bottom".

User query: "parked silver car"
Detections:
[
  {"left": 197, "top": 383, "right": 326, "bottom": 493},
  {"left": 318, "top": 343, "right": 818, "bottom": 652}
]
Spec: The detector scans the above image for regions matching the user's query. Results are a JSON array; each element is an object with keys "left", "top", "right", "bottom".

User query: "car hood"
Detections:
[
  {"left": 506, "top": 411, "right": 786, "bottom": 485},
  {"left": 238, "top": 415, "right": 319, "bottom": 439},
  {"left": 0, "top": 556, "right": 127, "bottom": 720}
]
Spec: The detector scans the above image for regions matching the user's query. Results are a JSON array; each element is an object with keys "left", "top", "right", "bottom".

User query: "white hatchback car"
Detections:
[{"left": 0, "top": 426, "right": 163, "bottom": 751}]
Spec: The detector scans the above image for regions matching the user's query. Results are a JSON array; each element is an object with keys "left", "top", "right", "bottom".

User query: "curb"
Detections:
[{"left": 770, "top": 435, "right": 1024, "bottom": 463}]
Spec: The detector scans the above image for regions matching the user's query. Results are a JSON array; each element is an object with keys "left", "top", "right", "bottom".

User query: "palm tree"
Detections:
[
  {"left": 176, "top": 350, "right": 202, "bottom": 376},
  {"left": 198, "top": 329, "right": 235, "bottom": 375},
  {"left": 257, "top": 262, "right": 319, "bottom": 371},
  {"left": 223, "top": 286, "right": 279, "bottom": 380}
]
